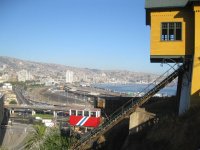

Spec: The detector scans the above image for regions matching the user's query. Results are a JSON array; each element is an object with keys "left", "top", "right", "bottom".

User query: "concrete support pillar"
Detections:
[
  {"left": 10, "top": 109, "right": 15, "bottom": 115},
  {"left": 129, "top": 107, "right": 155, "bottom": 134},
  {"left": 32, "top": 110, "right": 36, "bottom": 116},
  {"left": 5, "top": 109, "right": 9, "bottom": 117},
  {"left": 177, "top": 63, "right": 192, "bottom": 115},
  {"left": 53, "top": 111, "right": 57, "bottom": 118}
]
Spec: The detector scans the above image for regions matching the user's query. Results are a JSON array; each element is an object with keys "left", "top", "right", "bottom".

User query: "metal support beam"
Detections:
[{"left": 53, "top": 111, "right": 57, "bottom": 118}]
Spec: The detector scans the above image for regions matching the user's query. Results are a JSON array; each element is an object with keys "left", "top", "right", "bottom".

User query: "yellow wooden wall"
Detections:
[
  {"left": 150, "top": 9, "right": 194, "bottom": 58},
  {"left": 191, "top": 5, "right": 200, "bottom": 103}
]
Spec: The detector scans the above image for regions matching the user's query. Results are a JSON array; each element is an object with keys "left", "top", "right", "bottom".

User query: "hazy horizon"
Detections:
[{"left": 0, "top": 55, "right": 161, "bottom": 74}]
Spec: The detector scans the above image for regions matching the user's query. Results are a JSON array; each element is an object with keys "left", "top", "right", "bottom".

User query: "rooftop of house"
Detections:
[
  {"left": 145, "top": 0, "right": 200, "bottom": 25},
  {"left": 145, "top": 0, "right": 200, "bottom": 9}
]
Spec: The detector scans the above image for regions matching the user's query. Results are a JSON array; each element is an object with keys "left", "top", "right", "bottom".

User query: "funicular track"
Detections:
[{"left": 72, "top": 64, "right": 185, "bottom": 150}]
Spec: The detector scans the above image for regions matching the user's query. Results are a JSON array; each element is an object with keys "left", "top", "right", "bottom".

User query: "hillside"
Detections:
[
  {"left": 95, "top": 97, "right": 200, "bottom": 150},
  {"left": 0, "top": 56, "right": 159, "bottom": 84},
  {"left": 123, "top": 106, "right": 200, "bottom": 150}
]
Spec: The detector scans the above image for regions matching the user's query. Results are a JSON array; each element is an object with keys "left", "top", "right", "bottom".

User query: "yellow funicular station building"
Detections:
[{"left": 145, "top": 0, "right": 200, "bottom": 114}]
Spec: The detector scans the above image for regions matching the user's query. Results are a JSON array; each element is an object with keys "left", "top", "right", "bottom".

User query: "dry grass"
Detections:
[{"left": 144, "top": 106, "right": 200, "bottom": 150}]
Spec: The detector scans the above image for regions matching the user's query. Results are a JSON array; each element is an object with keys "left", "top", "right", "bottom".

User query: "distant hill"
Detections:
[{"left": 0, "top": 56, "right": 160, "bottom": 84}]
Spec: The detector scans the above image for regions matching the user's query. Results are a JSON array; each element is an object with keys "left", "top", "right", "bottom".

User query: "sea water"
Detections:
[{"left": 94, "top": 83, "right": 177, "bottom": 97}]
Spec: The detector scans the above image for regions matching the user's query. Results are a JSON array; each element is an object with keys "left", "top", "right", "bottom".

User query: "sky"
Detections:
[{"left": 0, "top": 0, "right": 168, "bottom": 73}]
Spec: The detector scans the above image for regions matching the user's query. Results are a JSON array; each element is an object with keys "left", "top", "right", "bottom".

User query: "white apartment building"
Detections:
[
  {"left": 66, "top": 70, "right": 74, "bottom": 83},
  {"left": 2, "top": 83, "right": 12, "bottom": 91},
  {"left": 0, "top": 64, "right": 6, "bottom": 71},
  {"left": 17, "top": 69, "right": 33, "bottom": 82}
]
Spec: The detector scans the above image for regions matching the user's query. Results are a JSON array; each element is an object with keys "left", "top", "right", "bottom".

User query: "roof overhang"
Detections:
[
  {"left": 145, "top": 0, "right": 189, "bottom": 9},
  {"left": 145, "top": 0, "right": 200, "bottom": 25}
]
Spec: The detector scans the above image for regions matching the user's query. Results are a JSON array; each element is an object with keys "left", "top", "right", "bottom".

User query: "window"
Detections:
[
  {"left": 71, "top": 110, "right": 76, "bottom": 115},
  {"left": 77, "top": 111, "right": 83, "bottom": 116},
  {"left": 84, "top": 111, "right": 89, "bottom": 116},
  {"left": 90, "top": 112, "right": 96, "bottom": 117},
  {"left": 161, "top": 22, "right": 182, "bottom": 41}
]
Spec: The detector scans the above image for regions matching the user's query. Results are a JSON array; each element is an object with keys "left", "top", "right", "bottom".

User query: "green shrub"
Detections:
[{"left": 9, "top": 100, "right": 17, "bottom": 104}]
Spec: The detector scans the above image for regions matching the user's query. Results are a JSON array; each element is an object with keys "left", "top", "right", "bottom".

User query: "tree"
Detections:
[
  {"left": 24, "top": 125, "right": 46, "bottom": 150},
  {"left": 43, "top": 128, "right": 73, "bottom": 149},
  {"left": 25, "top": 125, "right": 74, "bottom": 150},
  {"left": 9, "top": 100, "right": 17, "bottom": 104}
]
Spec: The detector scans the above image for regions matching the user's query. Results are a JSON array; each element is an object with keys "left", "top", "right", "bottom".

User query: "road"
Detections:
[
  {"left": 5, "top": 103, "right": 94, "bottom": 112},
  {"left": 12, "top": 86, "right": 94, "bottom": 114},
  {"left": 14, "top": 86, "right": 32, "bottom": 105}
]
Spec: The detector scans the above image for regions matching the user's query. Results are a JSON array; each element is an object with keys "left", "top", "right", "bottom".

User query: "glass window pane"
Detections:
[
  {"left": 71, "top": 110, "right": 76, "bottom": 115},
  {"left": 169, "top": 29, "right": 174, "bottom": 41},
  {"left": 84, "top": 111, "right": 89, "bottom": 116},
  {"left": 162, "top": 29, "right": 168, "bottom": 41},
  {"left": 162, "top": 23, "right": 167, "bottom": 29},
  {"left": 91, "top": 112, "right": 96, "bottom": 117},
  {"left": 176, "top": 29, "right": 182, "bottom": 40},
  {"left": 169, "top": 23, "right": 174, "bottom": 29},
  {"left": 176, "top": 22, "right": 181, "bottom": 29},
  {"left": 77, "top": 111, "right": 83, "bottom": 116}
]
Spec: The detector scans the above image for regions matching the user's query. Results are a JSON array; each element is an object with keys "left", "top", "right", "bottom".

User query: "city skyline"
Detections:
[
  {"left": 0, "top": 56, "right": 160, "bottom": 85},
  {"left": 0, "top": 0, "right": 168, "bottom": 74}
]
